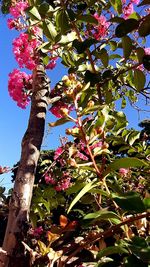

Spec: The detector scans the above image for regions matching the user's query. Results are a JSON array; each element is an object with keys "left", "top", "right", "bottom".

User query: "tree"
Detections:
[{"left": 0, "top": 0, "right": 150, "bottom": 266}]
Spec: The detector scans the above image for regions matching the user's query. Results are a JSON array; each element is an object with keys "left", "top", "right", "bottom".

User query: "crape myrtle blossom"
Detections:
[
  {"left": 9, "top": 0, "right": 29, "bottom": 18},
  {"left": 123, "top": 3, "right": 134, "bottom": 19},
  {"left": 8, "top": 69, "right": 32, "bottom": 109},
  {"left": 13, "top": 32, "right": 41, "bottom": 70},
  {"left": 119, "top": 168, "right": 130, "bottom": 177},
  {"left": 90, "top": 13, "right": 110, "bottom": 40},
  {"left": 145, "top": 48, "right": 150, "bottom": 55}
]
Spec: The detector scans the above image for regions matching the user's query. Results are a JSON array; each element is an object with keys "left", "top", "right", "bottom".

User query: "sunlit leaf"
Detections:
[{"left": 67, "top": 181, "right": 97, "bottom": 213}]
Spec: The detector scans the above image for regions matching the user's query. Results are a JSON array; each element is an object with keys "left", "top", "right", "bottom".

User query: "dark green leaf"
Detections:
[
  {"left": 77, "top": 14, "right": 98, "bottom": 24},
  {"left": 138, "top": 16, "right": 150, "bottom": 37},
  {"left": 97, "top": 246, "right": 128, "bottom": 259},
  {"left": 109, "top": 17, "right": 125, "bottom": 23},
  {"left": 97, "top": 48, "right": 109, "bottom": 67},
  {"left": 104, "top": 157, "right": 148, "bottom": 175},
  {"left": 113, "top": 192, "right": 146, "bottom": 212},
  {"left": 38, "top": 2, "right": 49, "bottom": 16},
  {"left": 67, "top": 181, "right": 97, "bottom": 213},
  {"left": 122, "top": 36, "right": 132, "bottom": 59},
  {"left": 115, "top": 19, "right": 139, "bottom": 38},
  {"left": 134, "top": 69, "right": 146, "bottom": 91},
  {"left": 136, "top": 47, "right": 145, "bottom": 64},
  {"left": 83, "top": 210, "right": 120, "bottom": 220},
  {"left": 142, "top": 54, "right": 150, "bottom": 71},
  {"left": 56, "top": 9, "right": 70, "bottom": 35}
]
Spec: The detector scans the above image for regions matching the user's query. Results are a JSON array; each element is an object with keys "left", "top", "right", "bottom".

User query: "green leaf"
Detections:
[
  {"left": 129, "top": 236, "right": 150, "bottom": 262},
  {"left": 83, "top": 210, "right": 120, "bottom": 220},
  {"left": 98, "top": 48, "right": 109, "bottom": 67},
  {"left": 142, "top": 55, "right": 150, "bottom": 71},
  {"left": 67, "top": 181, "right": 97, "bottom": 213},
  {"left": 49, "top": 118, "right": 70, "bottom": 127},
  {"left": 26, "top": 6, "right": 41, "bottom": 20},
  {"left": 109, "top": 17, "right": 125, "bottom": 23},
  {"left": 138, "top": 16, "right": 150, "bottom": 37},
  {"left": 136, "top": 47, "right": 145, "bottom": 64},
  {"left": 43, "top": 20, "right": 57, "bottom": 41},
  {"left": 38, "top": 241, "right": 50, "bottom": 256},
  {"left": 127, "top": 131, "right": 140, "bottom": 146},
  {"left": 109, "top": 41, "right": 117, "bottom": 51},
  {"left": 113, "top": 192, "right": 146, "bottom": 212},
  {"left": 134, "top": 69, "right": 146, "bottom": 91},
  {"left": 104, "top": 157, "right": 148, "bottom": 175},
  {"left": 77, "top": 14, "right": 98, "bottom": 24},
  {"left": 110, "top": 0, "right": 122, "bottom": 14},
  {"left": 121, "top": 97, "right": 126, "bottom": 109},
  {"left": 115, "top": 19, "right": 139, "bottom": 38},
  {"left": 66, "top": 182, "right": 86, "bottom": 195},
  {"left": 122, "top": 36, "right": 132, "bottom": 59},
  {"left": 56, "top": 9, "right": 70, "bottom": 35},
  {"left": 97, "top": 246, "right": 128, "bottom": 259},
  {"left": 38, "top": 2, "right": 49, "bottom": 16},
  {"left": 84, "top": 70, "right": 101, "bottom": 86},
  {"left": 143, "top": 198, "right": 150, "bottom": 209}
]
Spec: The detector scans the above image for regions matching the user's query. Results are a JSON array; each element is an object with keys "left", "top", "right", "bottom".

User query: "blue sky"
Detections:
[{"left": 0, "top": 16, "right": 149, "bottom": 190}]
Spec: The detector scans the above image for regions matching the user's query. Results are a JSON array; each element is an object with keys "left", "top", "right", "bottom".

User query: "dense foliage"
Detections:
[{"left": 0, "top": 0, "right": 150, "bottom": 266}]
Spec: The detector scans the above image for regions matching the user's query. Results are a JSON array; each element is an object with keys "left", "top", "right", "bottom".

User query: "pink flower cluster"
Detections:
[
  {"left": 54, "top": 147, "right": 64, "bottom": 160},
  {"left": 49, "top": 101, "right": 73, "bottom": 118},
  {"left": 55, "top": 172, "right": 71, "bottom": 191},
  {"left": 8, "top": 69, "right": 32, "bottom": 109},
  {"left": 92, "top": 14, "right": 110, "bottom": 39},
  {"left": 30, "top": 226, "right": 43, "bottom": 237},
  {"left": 46, "top": 57, "right": 57, "bottom": 70},
  {"left": 119, "top": 168, "right": 129, "bottom": 177},
  {"left": 44, "top": 171, "right": 71, "bottom": 191},
  {"left": 9, "top": 0, "right": 29, "bottom": 18},
  {"left": 13, "top": 33, "right": 40, "bottom": 70},
  {"left": 122, "top": 0, "right": 140, "bottom": 19},
  {"left": 45, "top": 174, "right": 56, "bottom": 185}
]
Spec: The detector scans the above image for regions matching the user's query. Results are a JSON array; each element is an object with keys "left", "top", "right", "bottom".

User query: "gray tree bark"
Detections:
[{"left": 0, "top": 63, "right": 50, "bottom": 267}]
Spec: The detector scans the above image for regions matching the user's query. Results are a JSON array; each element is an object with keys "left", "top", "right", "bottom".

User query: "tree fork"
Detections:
[{"left": 0, "top": 62, "right": 50, "bottom": 267}]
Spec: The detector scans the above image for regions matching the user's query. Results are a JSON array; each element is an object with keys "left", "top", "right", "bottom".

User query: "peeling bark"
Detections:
[{"left": 0, "top": 63, "right": 50, "bottom": 267}]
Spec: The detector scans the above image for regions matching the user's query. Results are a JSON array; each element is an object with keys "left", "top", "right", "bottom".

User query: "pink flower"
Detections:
[
  {"left": 46, "top": 58, "right": 57, "bottom": 70},
  {"left": 144, "top": 48, "right": 150, "bottom": 55},
  {"left": 8, "top": 69, "right": 32, "bottom": 109},
  {"left": 7, "top": 18, "right": 16, "bottom": 29},
  {"left": 55, "top": 172, "right": 71, "bottom": 191},
  {"left": 123, "top": 3, "right": 134, "bottom": 19},
  {"left": 131, "top": 0, "right": 140, "bottom": 4},
  {"left": 92, "top": 14, "right": 110, "bottom": 39},
  {"left": 13, "top": 33, "right": 40, "bottom": 70},
  {"left": 54, "top": 147, "right": 64, "bottom": 160},
  {"left": 0, "top": 166, "right": 10, "bottom": 174},
  {"left": 49, "top": 101, "right": 73, "bottom": 118},
  {"left": 31, "top": 226, "right": 43, "bottom": 237},
  {"left": 9, "top": 1, "right": 29, "bottom": 18},
  {"left": 76, "top": 151, "right": 88, "bottom": 161},
  {"left": 119, "top": 168, "right": 129, "bottom": 177},
  {"left": 45, "top": 174, "right": 56, "bottom": 185}
]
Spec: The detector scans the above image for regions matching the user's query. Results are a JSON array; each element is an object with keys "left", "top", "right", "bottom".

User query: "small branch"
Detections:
[{"left": 63, "top": 212, "right": 149, "bottom": 265}]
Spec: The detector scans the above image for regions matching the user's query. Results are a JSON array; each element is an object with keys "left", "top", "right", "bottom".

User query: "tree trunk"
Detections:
[{"left": 0, "top": 63, "right": 50, "bottom": 267}]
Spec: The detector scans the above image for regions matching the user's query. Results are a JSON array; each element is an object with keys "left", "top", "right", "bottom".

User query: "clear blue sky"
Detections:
[{"left": 0, "top": 16, "right": 149, "bottom": 190}]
